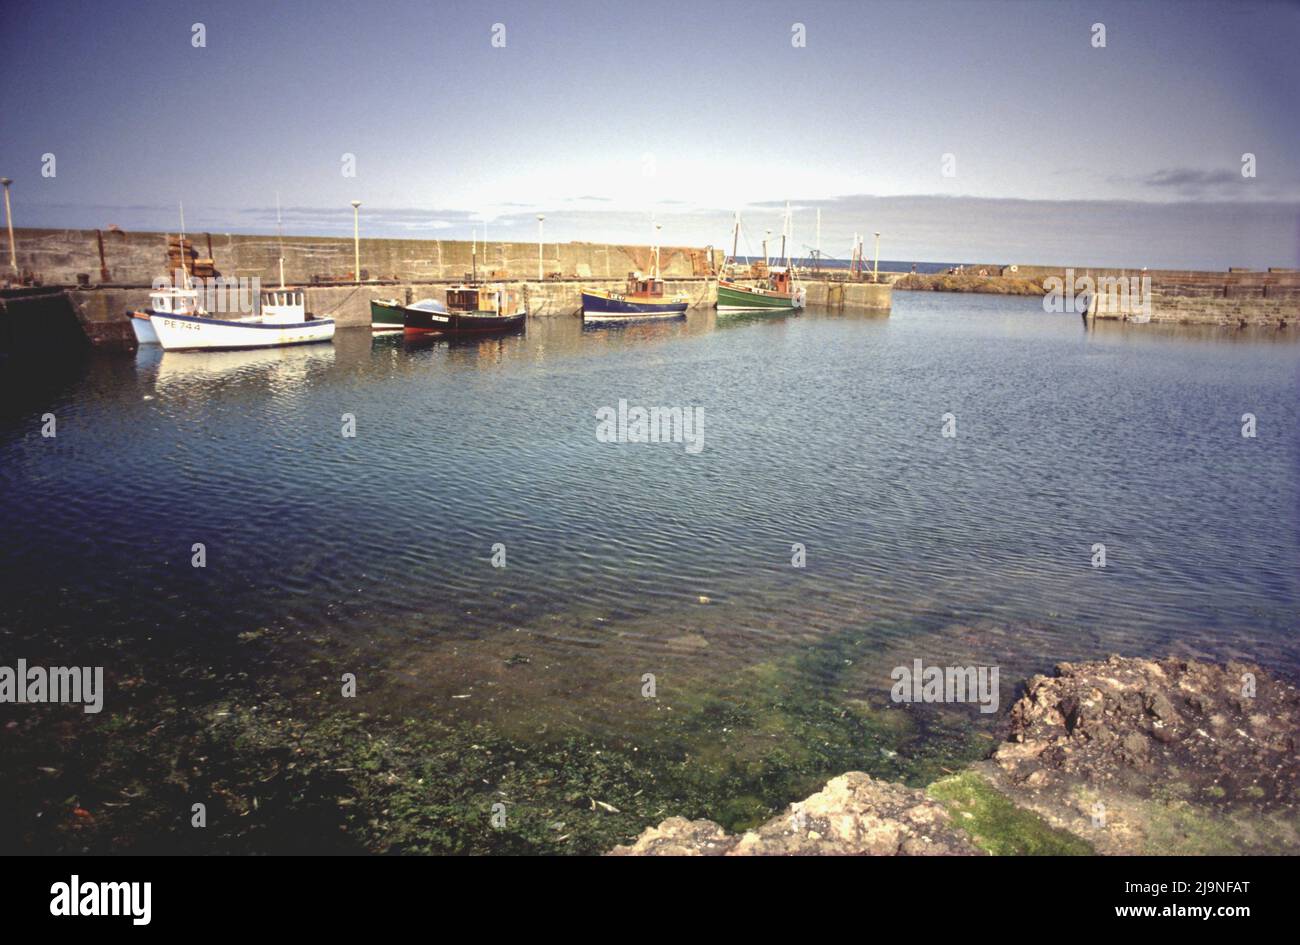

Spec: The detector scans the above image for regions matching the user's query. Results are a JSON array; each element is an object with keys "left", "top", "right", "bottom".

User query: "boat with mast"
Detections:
[
  {"left": 127, "top": 202, "right": 209, "bottom": 344},
  {"left": 581, "top": 220, "right": 689, "bottom": 323},
  {"left": 715, "top": 205, "right": 805, "bottom": 314},
  {"left": 150, "top": 199, "right": 336, "bottom": 351}
]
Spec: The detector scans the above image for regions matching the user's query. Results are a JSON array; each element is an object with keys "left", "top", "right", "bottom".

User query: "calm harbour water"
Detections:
[{"left": 2, "top": 291, "right": 1298, "bottom": 849}]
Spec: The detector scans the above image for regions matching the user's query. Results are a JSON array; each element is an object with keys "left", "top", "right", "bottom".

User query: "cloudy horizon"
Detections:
[{"left": 2, "top": 0, "right": 1297, "bottom": 269}]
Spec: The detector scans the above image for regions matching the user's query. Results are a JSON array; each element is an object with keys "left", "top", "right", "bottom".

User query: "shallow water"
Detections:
[{"left": 2, "top": 292, "right": 1298, "bottom": 845}]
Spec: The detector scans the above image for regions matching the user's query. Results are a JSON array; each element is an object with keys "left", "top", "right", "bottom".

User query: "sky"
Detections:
[{"left": 1, "top": 0, "right": 1297, "bottom": 268}]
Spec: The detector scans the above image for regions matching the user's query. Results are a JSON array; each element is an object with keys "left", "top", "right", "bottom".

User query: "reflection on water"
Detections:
[
  {"left": 1, "top": 293, "right": 1297, "bottom": 811},
  {"left": 151, "top": 344, "right": 338, "bottom": 396}
]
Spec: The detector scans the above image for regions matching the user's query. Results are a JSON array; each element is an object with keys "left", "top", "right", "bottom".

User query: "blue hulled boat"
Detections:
[
  {"left": 581, "top": 273, "right": 689, "bottom": 323},
  {"left": 582, "top": 226, "right": 688, "bottom": 323}
]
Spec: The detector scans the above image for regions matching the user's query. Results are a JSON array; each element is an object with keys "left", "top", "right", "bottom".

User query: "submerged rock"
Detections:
[{"left": 609, "top": 772, "right": 983, "bottom": 856}]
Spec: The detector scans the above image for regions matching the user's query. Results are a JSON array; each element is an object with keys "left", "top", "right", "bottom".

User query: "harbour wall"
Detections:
[
  {"left": 1032, "top": 264, "right": 1299, "bottom": 328},
  {"left": 894, "top": 264, "right": 1299, "bottom": 328},
  {"left": 1089, "top": 291, "right": 1298, "bottom": 328},
  {"left": 8, "top": 227, "right": 721, "bottom": 286}
]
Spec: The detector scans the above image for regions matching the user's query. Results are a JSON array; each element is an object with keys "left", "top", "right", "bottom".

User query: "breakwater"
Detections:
[{"left": 893, "top": 265, "right": 1299, "bottom": 328}]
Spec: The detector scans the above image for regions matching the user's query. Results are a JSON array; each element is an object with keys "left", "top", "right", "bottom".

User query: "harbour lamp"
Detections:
[
  {"left": 350, "top": 200, "right": 362, "bottom": 282},
  {"left": 1, "top": 178, "right": 15, "bottom": 275},
  {"left": 536, "top": 214, "right": 545, "bottom": 281}
]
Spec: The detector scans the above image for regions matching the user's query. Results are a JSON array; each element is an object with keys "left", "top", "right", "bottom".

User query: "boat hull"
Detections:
[
  {"left": 715, "top": 281, "right": 797, "bottom": 313},
  {"left": 151, "top": 311, "right": 335, "bottom": 351},
  {"left": 370, "top": 299, "right": 405, "bottom": 332},
  {"left": 129, "top": 311, "right": 160, "bottom": 345},
  {"left": 402, "top": 307, "right": 526, "bottom": 335},
  {"left": 581, "top": 290, "right": 687, "bottom": 322}
]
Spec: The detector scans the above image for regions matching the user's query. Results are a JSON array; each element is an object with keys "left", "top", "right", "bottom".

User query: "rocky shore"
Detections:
[
  {"left": 611, "top": 656, "right": 1300, "bottom": 855},
  {"left": 892, "top": 272, "right": 1046, "bottom": 295}
]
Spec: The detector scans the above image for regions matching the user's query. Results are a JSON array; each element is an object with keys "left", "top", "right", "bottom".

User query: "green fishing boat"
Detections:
[
  {"left": 716, "top": 271, "right": 803, "bottom": 313},
  {"left": 370, "top": 298, "right": 404, "bottom": 332},
  {"left": 715, "top": 209, "right": 805, "bottom": 314}
]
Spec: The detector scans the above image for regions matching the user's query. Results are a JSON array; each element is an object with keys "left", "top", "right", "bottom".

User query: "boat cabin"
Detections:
[
  {"left": 446, "top": 284, "right": 523, "bottom": 316},
  {"left": 148, "top": 287, "right": 202, "bottom": 315},
  {"left": 768, "top": 267, "right": 793, "bottom": 294},
  {"left": 260, "top": 290, "right": 309, "bottom": 324},
  {"left": 626, "top": 271, "right": 667, "bottom": 298}
]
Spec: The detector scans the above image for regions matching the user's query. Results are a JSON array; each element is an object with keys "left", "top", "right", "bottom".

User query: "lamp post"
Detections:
[
  {"left": 350, "top": 200, "right": 362, "bottom": 282},
  {"left": 536, "top": 214, "right": 545, "bottom": 281},
  {"left": 872, "top": 231, "right": 881, "bottom": 283},
  {"left": 1, "top": 178, "right": 16, "bottom": 275}
]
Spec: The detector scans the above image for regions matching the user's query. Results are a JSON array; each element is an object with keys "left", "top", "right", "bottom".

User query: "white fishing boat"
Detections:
[
  {"left": 151, "top": 290, "right": 335, "bottom": 351},
  {"left": 128, "top": 286, "right": 205, "bottom": 345}
]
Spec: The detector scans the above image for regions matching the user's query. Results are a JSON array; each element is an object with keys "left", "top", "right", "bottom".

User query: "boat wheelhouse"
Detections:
[{"left": 128, "top": 286, "right": 206, "bottom": 345}]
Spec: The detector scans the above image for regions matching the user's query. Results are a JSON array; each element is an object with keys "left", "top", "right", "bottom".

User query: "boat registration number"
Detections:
[{"left": 160, "top": 319, "right": 199, "bottom": 331}]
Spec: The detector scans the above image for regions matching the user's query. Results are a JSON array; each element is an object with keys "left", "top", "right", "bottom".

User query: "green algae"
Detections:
[
  {"left": 6, "top": 621, "right": 1004, "bottom": 854},
  {"left": 928, "top": 772, "right": 1094, "bottom": 856}
]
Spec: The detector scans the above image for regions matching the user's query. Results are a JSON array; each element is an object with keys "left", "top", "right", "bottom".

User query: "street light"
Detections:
[
  {"left": 350, "top": 200, "right": 362, "bottom": 282},
  {"left": 536, "top": 214, "right": 545, "bottom": 281},
  {"left": 873, "top": 231, "right": 881, "bottom": 284},
  {"left": 1, "top": 178, "right": 16, "bottom": 275}
]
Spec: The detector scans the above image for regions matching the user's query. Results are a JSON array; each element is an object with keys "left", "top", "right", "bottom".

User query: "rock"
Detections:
[
  {"left": 1143, "top": 688, "right": 1178, "bottom": 723},
  {"left": 606, "top": 817, "right": 734, "bottom": 856},
  {"left": 1121, "top": 732, "right": 1149, "bottom": 759},
  {"left": 610, "top": 773, "right": 983, "bottom": 856},
  {"left": 996, "top": 655, "right": 1299, "bottom": 806}
]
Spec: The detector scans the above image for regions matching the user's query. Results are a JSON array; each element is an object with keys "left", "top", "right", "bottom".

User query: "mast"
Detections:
[
  {"left": 276, "top": 191, "right": 285, "bottom": 290},
  {"left": 178, "top": 201, "right": 191, "bottom": 290},
  {"left": 816, "top": 209, "right": 822, "bottom": 274},
  {"left": 730, "top": 211, "right": 740, "bottom": 267},
  {"left": 780, "top": 204, "right": 790, "bottom": 270},
  {"left": 653, "top": 219, "right": 663, "bottom": 281},
  {"left": 780, "top": 202, "right": 788, "bottom": 267},
  {"left": 472, "top": 225, "right": 478, "bottom": 284}
]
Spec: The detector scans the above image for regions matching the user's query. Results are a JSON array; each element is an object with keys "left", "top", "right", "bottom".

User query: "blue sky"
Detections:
[{"left": 2, "top": 0, "right": 1297, "bottom": 267}]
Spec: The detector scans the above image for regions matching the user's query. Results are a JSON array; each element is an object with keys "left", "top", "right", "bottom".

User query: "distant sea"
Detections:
[{"left": 732, "top": 256, "right": 980, "bottom": 273}]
